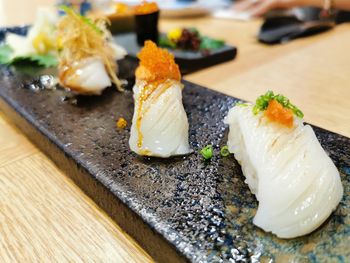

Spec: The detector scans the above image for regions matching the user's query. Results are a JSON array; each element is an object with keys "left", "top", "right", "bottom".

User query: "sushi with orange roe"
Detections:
[
  {"left": 224, "top": 91, "right": 343, "bottom": 238},
  {"left": 129, "top": 41, "right": 191, "bottom": 157}
]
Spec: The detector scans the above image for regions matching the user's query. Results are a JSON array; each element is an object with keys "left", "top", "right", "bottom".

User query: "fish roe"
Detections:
[
  {"left": 116, "top": 117, "right": 127, "bottom": 129},
  {"left": 135, "top": 40, "right": 181, "bottom": 82},
  {"left": 264, "top": 99, "right": 294, "bottom": 128},
  {"left": 134, "top": 1, "right": 159, "bottom": 15},
  {"left": 114, "top": 3, "right": 132, "bottom": 15}
]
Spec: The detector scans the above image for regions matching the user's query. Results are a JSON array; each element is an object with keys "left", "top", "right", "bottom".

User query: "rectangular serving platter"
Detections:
[{"left": 0, "top": 28, "right": 349, "bottom": 263}]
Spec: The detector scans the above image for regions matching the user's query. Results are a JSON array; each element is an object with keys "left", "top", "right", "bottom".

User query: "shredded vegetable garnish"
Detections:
[
  {"left": 58, "top": 6, "right": 123, "bottom": 91},
  {"left": 253, "top": 91, "right": 304, "bottom": 118},
  {"left": 220, "top": 146, "right": 230, "bottom": 157},
  {"left": 200, "top": 145, "right": 213, "bottom": 160},
  {"left": 135, "top": 40, "right": 181, "bottom": 82},
  {"left": 116, "top": 117, "right": 127, "bottom": 129}
]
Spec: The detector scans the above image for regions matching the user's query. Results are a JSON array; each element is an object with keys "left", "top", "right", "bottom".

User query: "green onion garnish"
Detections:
[
  {"left": 220, "top": 146, "right": 230, "bottom": 157},
  {"left": 59, "top": 5, "right": 103, "bottom": 35},
  {"left": 200, "top": 145, "right": 213, "bottom": 160},
  {"left": 235, "top": 102, "right": 248, "bottom": 107},
  {"left": 80, "top": 16, "right": 104, "bottom": 35},
  {"left": 253, "top": 90, "right": 304, "bottom": 118}
]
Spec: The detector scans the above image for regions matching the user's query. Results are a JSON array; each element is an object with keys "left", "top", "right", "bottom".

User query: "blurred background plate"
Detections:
[
  {"left": 114, "top": 32, "right": 237, "bottom": 74},
  {"left": 115, "top": 0, "right": 230, "bottom": 18}
]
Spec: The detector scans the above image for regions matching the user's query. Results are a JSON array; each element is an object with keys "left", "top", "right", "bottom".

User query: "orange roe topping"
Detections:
[
  {"left": 135, "top": 40, "right": 181, "bottom": 82},
  {"left": 264, "top": 99, "right": 294, "bottom": 128},
  {"left": 116, "top": 117, "right": 127, "bottom": 129},
  {"left": 134, "top": 1, "right": 159, "bottom": 15},
  {"left": 114, "top": 3, "right": 131, "bottom": 14}
]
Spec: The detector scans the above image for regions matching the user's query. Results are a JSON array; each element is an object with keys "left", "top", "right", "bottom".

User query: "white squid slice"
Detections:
[
  {"left": 224, "top": 104, "right": 343, "bottom": 238},
  {"left": 59, "top": 57, "right": 111, "bottom": 95},
  {"left": 129, "top": 79, "right": 191, "bottom": 157}
]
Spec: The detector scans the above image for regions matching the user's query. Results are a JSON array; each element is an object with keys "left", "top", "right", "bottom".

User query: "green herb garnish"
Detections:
[
  {"left": 18, "top": 54, "right": 58, "bottom": 67},
  {"left": 200, "top": 145, "right": 213, "bottom": 160},
  {"left": 235, "top": 102, "right": 248, "bottom": 107},
  {"left": 200, "top": 36, "right": 225, "bottom": 50},
  {"left": 220, "top": 146, "right": 230, "bottom": 157},
  {"left": 59, "top": 5, "right": 103, "bottom": 35},
  {"left": 158, "top": 35, "right": 176, "bottom": 48},
  {"left": 0, "top": 44, "right": 13, "bottom": 64},
  {"left": 0, "top": 44, "right": 58, "bottom": 67},
  {"left": 253, "top": 90, "right": 304, "bottom": 118},
  {"left": 188, "top": 27, "right": 199, "bottom": 35},
  {"left": 158, "top": 27, "right": 225, "bottom": 51}
]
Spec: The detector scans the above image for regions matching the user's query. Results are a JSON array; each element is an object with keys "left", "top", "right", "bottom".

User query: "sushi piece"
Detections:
[
  {"left": 57, "top": 6, "right": 126, "bottom": 95},
  {"left": 129, "top": 41, "right": 191, "bottom": 157},
  {"left": 58, "top": 57, "right": 112, "bottom": 94},
  {"left": 224, "top": 91, "right": 343, "bottom": 238}
]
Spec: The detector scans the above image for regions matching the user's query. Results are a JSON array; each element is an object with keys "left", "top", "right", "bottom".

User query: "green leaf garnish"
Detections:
[
  {"left": 220, "top": 146, "right": 230, "bottom": 157},
  {"left": 0, "top": 44, "right": 13, "bottom": 64},
  {"left": 59, "top": 5, "right": 103, "bottom": 35},
  {"left": 188, "top": 27, "right": 199, "bottom": 35},
  {"left": 158, "top": 35, "right": 176, "bottom": 48},
  {"left": 253, "top": 90, "right": 304, "bottom": 118},
  {"left": 0, "top": 44, "right": 58, "bottom": 67},
  {"left": 200, "top": 145, "right": 213, "bottom": 160},
  {"left": 200, "top": 36, "right": 225, "bottom": 50},
  {"left": 10, "top": 54, "right": 57, "bottom": 67},
  {"left": 25, "top": 54, "right": 58, "bottom": 67}
]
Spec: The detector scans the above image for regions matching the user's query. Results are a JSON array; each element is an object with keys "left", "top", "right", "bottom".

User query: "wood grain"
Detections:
[
  {"left": 0, "top": 114, "right": 153, "bottom": 263},
  {"left": 0, "top": 0, "right": 350, "bottom": 262}
]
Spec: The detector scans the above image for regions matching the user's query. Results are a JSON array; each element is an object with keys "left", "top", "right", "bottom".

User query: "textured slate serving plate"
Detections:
[
  {"left": 114, "top": 33, "right": 237, "bottom": 74},
  {"left": 1, "top": 28, "right": 350, "bottom": 263}
]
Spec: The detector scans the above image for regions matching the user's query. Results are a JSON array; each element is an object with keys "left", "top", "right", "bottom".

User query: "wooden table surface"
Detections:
[{"left": 1, "top": 0, "right": 350, "bottom": 262}]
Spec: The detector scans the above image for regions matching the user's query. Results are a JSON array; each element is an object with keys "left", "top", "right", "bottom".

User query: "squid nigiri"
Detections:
[
  {"left": 224, "top": 91, "right": 343, "bottom": 238},
  {"left": 129, "top": 41, "right": 191, "bottom": 157},
  {"left": 57, "top": 6, "right": 126, "bottom": 95}
]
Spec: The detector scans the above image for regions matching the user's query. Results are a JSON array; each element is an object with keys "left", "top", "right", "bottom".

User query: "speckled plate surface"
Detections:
[{"left": 0, "top": 27, "right": 349, "bottom": 262}]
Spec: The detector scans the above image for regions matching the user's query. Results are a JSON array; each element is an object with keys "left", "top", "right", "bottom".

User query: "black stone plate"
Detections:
[
  {"left": 1, "top": 27, "right": 350, "bottom": 263},
  {"left": 114, "top": 33, "right": 237, "bottom": 74}
]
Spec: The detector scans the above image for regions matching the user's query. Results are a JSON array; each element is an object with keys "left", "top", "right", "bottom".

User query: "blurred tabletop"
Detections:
[{"left": 1, "top": 0, "right": 350, "bottom": 262}]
